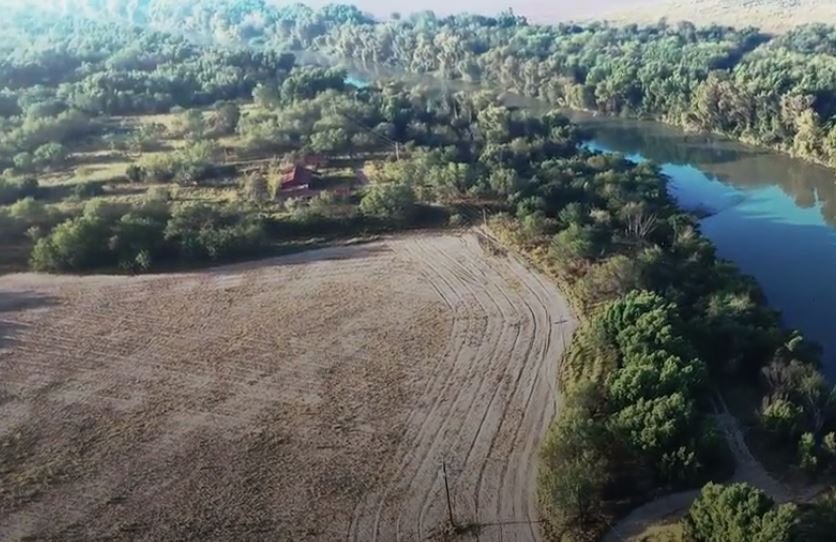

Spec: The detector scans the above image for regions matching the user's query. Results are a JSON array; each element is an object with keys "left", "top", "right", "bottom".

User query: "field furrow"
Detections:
[{"left": 0, "top": 233, "right": 574, "bottom": 542}]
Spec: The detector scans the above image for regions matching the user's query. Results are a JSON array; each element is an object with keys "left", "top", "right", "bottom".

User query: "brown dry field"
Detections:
[
  {"left": 608, "top": 0, "right": 836, "bottom": 32},
  {"left": 0, "top": 232, "right": 575, "bottom": 542}
]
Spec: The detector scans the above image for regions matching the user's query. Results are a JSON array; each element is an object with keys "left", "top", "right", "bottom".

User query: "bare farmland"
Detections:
[
  {"left": 608, "top": 0, "right": 836, "bottom": 33},
  {"left": 0, "top": 233, "right": 575, "bottom": 542}
]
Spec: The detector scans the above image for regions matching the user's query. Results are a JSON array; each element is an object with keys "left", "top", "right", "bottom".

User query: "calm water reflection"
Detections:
[
  {"left": 577, "top": 114, "right": 836, "bottom": 376},
  {"left": 329, "top": 62, "right": 836, "bottom": 376}
]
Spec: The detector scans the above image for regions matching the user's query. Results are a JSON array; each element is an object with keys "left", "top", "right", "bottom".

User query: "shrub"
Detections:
[
  {"left": 359, "top": 182, "right": 416, "bottom": 223},
  {"left": 799, "top": 432, "right": 820, "bottom": 474},
  {"left": 538, "top": 385, "right": 613, "bottom": 542},
  {"left": 72, "top": 181, "right": 105, "bottom": 199},
  {"left": 0, "top": 176, "right": 39, "bottom": 204},
  {"left": 31, "top": 215, "right": 110, "bottom": 272},
  {"left": 683, "top": 483, "right": 799, "bottom": 542},
  {"left": 550, "top": 224, "right": 601, "bottom": 262},
  {"left": 33, "top": 142, "right": 67, "bottom": 169},
  {"left": 241, "top": 173, "right": 270, "bottom": 204},
  {"left": 761, "top": 398, "right": 804, "bottom": 441},
  {"left": 126, "top": 164, "right": 146, "bottom": 183},
  {"left": 139, "top": 141, "right": 217, "bottom": 185},
  {"left": 164, "top": 203, "right": 264, "bottom": 261},
  {"left": 8, "top": 197, "right": 49, "bottom": 227},
  {"left": 13, "top": 152, "right": 33, "bottom": 172},
  {"left": 575, "top": 255, "right": 644, "bottom": 309}
]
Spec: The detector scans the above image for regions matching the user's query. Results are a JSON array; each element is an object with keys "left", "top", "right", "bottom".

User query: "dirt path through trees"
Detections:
[
  {"left": 602, "top": 397, "right": 822, "bottom": 541},
  {"left": 0, "top": 232, "right": 574, "bottom": 542}
]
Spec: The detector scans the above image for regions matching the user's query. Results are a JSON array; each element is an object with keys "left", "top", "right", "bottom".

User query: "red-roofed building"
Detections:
[{"left": 281, "top": 166, "right": 314, "bottom": 190}]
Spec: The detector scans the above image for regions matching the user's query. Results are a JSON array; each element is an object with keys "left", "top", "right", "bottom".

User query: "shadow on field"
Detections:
[
  {"left": 0, "top": 290, "right": 56, "bottom": 348},
  {"left": 0, "top": 291, "right": 56, "bottom": 314},
  {"left": 198, "top": 241, "right": 394, "bottom": 278}
]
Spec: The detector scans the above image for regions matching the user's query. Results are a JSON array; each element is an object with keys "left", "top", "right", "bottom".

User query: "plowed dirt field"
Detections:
[{"left": 0, "top": 233, "right": 575, "bottom": 541}]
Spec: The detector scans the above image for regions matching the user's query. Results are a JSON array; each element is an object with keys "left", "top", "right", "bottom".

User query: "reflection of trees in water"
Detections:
[
  {"left": 579, "top": 117, "right": 836, "bottom": 226},
  {"left": 822, "top": 198, "right": 836, "bottom": 227},
  {"left": 317, "top": 60, "right": 836, "bottom": 226}
]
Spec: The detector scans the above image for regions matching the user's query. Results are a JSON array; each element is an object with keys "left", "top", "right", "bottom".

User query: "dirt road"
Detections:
[
  {"left": 0, "top": 233, "right": 575, "bottom": 541},
  {"left": 603, "top": 397, "right": 823, "bottom": 542}
]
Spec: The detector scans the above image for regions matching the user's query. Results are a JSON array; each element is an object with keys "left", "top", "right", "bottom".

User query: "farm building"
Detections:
[
  {"left": 278, "top": 165, "right": 320, "bottom": 200},
  {"left": 281, "top": 165, "right": 314, "bottom": 190}
]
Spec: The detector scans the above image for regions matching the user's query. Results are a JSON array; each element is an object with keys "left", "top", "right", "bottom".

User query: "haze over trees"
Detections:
[{"left": 1, "top": 3, "right": 835, "bottom": 541}]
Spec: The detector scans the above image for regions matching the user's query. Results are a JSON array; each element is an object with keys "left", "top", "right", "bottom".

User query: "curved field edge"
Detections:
[
  {"left": 0, "top": 231, "right": 575, "bottom": 542},
  {"left": 484, "top": 215, "right": 823, "bottom": 541}
]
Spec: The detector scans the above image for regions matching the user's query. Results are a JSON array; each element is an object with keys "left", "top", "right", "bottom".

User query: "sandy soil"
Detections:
[{"left": 0, "top": 232, "right": 575, "bottom": 542}]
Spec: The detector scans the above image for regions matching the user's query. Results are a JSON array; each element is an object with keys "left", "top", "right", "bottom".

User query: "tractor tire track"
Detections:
[{"left": 0, "top": 233, "right": 575, "bottom": 542}]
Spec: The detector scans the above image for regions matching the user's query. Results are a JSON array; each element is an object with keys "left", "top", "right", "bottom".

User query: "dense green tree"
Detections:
[
  {"left": 33, "top": 142, "right": 67, "bottom": 169},
  {"left": 164, "top": 202, "right": 264, "bottom": 261},
  {"left": 30, "top": 214, "right": 110, "bottom": 272},
  {"left": 209, "top": 102, "right": 240, "bottom": 136},
  {"left": 538, "top": 385, "right": 613, "bottom": 542},
  {"left": 241, "top": 173, "right": 269, "bottom": 204},
  {"left": 762, "top": 398, "right": 805, "bottom": 441},
  {"left": 359, "top": 182, "right": 416, "bottom": 222},
  {"left": 550, "top": 224, "right": 600, "bottom": 262},
  {"left": 683, "top": 483, "right": 799, "bottom": 542}
]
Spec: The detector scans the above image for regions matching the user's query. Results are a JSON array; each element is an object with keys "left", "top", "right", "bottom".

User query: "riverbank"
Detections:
[
  {"left": 577, "top": 115, "right": 836, "bottom": 377},
  {"left": 326, "top": 58, "right": 836, "bottom": 378}
]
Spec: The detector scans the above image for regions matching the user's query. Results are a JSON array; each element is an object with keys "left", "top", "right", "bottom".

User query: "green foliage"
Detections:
[
  {"left": 241, "top": 173, "right": 270, "bottom": 205},
  {"left": 798, "top": 432, "right": 820, "bottom": 474},
  {"left": 761, "top": 398, "right": 804, "bottom": 441},
  {"left": 164, "top": 203, "right": 264, "bottom": 261},
  {"left": 33, "top": 142, "right": 66, "bottom": 169},
  {"left": 760, "top": 354, "right": 836, "bottom": 468},
  {"left": 125, "top": 164, "right": 145, "bottom": 183},
  {"left": 488, "top": 167, "right": 522, "bottom": 197},
  {"left": 281, "top": 67, "right": 346, "bottom": 102},
  {"left": 31, "top": 197, "right": 263, "bottom": 273},
  {"left": 209, "top": 102, "right": 240, "bottom": 136},
  {"left": 0, "top": 176, "right": 39, "bottom": 204},
  {"left": 550, "top": 224, "right": 600, "bottom": 262},
  {"left": 538, "top": 384, "right": 613, "bottom": 542},
  {"left": 174, "top": 110, "right": 206, "bottom": 139},
  {"left": 574, "top": 255, "right": 644, "bottom": 310},
  {"left": 600, "top": 291, "right": 692, "bottom": 360},
  {"left": 72, "top": 181, "right": 104, "bottom": 199},
  {"left": 139, "top": 140, "right": 217, "bottom": 185},
  {"left": 611, "top": 393, "right": 696, "bottom": 459},
  {"left": 31, "top": 213, "right": 110, "bottom": 272},
  {"left": 309, "top": 128, "right": 350, "bottom": 155},
  {"left": 13, "top": 152, "right": 32, "bottom": 172},
  {"left": 683, "top": 483, "right": 799, "bottom": 542},
  {"left": 360, "top": 182, "right": 416, "bottom": 222},
  {"left": 608, "top": 352, "right": 705, "bottom": 407}
]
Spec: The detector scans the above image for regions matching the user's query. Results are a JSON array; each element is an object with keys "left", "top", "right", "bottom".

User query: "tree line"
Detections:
[
  {"left": 105, "top": 2, "right": 836, "bottom": 170},
  {"left": 2, "top": 4, "right": 834, "bottom": 538}
]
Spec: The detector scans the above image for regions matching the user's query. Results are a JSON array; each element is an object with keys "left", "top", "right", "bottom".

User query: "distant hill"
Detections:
[{"left": 606, "top": 0, "right": 836, "bottom": 32}]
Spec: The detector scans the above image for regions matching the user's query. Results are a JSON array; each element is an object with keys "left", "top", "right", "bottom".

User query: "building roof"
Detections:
[{"left": 281, "top": 166, "right": 314, "bottom": 188}]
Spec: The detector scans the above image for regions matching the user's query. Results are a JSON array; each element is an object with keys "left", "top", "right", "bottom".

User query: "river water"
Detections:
[
  {"left": 336, "top": 62, "right": 836, "bottom": 375},
  {"left": 569, "top": 114, "right": 836, "bottom": 376}
]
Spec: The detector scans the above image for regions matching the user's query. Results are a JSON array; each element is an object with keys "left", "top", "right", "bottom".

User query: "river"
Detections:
[
  {"left": 338, "top": 62, "right": 836, "bottom": 375},
  {"left": 570, "top": 113, "right": 836, "bottom": 377}
]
